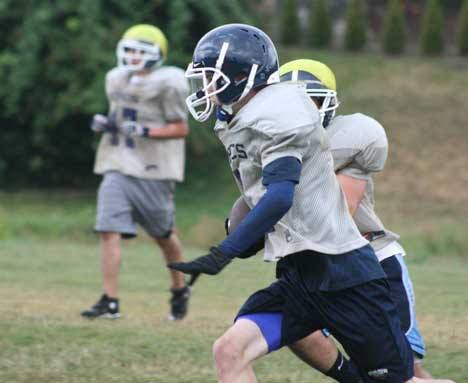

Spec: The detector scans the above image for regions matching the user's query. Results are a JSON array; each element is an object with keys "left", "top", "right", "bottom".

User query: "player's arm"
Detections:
[
  {"left": 168, "top": 156, "right": 301, "bottom": 276},
  {"left": 146, "top": 120, "right": 189, "bottom": 138},
  {"left": 119, "top": 119, "right": 189, "bottom": 139},
  {"left": 336, "top": 173, "right": 367, "bottom": 216},
  {"left": 149, "top": 74, "right": 189, "bottom": 139}
]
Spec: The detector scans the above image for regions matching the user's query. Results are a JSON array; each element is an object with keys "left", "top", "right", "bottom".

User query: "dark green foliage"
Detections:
[
  {"left": 420, "top": 0, "right": 445, "bottom": 55},
  {"left": 457, "top": 0, "right": 468, "bottom": 55},
  {"left": 0, "top": 0, "right": 251, "bottom": 186},
  {"left": 382, "top": 0, "right": 407, "bottom": 54},
  {"left": 344, "top": 0, "right": 367, "bottom": 51},
  {"left": 440, "top": 0, "right": 463, "bottom": 10},
  {"left": 308, "top": 0, "right": 332, "bottom": 48},
  {"left": 281, "top": 0, "right": 300, "bottom": 45}
]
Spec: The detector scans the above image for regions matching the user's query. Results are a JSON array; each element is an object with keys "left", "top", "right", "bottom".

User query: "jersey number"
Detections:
[{"left": 122, "top": 107, "right": 137, "bottom": 148}]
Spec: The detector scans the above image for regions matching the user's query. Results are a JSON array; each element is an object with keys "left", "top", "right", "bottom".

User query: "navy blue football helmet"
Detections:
[{"left": 185, "top": 24, "right": 279, "bottom": 121}]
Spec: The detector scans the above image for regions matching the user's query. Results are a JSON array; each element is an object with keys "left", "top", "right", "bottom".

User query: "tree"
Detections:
[
  {"left": 0, "top": 0, "right": 252, "bottom": 186},
  {"left": 281, "top": 0, "right": 300, "bottom": 45},
  {"left": 457, "top": 0, "right": 468, "bottom": 55},
  {"left": 382, "top": 0, "right": 407, "bottom": 54},
  {"left": 344, "top": 0, "right": 367, "bottom": 51},
  {"left": 308, "top": 0, "right": 332, "bottom": 48},
  {"left": 420, "top": 0, "right": 445, "bottom": 55}
]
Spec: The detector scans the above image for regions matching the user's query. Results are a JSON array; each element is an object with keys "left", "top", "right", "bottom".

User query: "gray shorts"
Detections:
[{"left": 95, "top": 171, "right": 175, "bottom": 239}]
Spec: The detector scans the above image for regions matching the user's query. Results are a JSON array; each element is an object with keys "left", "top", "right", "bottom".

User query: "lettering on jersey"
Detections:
[
  {"left": 108, "top": 111, "right": 119, "bottom": 146},
  {"left": 284, "top": 229, "right": 292, "bottom": 243},
  {"left": 123, "top": 107, "right": 137, "bottom": 149},
  {"left": 227, "top": 144, "right": 248, "bottom": 161},
  {"left": 145, "top": 164, "right": 159, "bottom": 172}
]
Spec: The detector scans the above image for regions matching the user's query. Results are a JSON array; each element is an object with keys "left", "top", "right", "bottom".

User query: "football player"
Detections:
[
  {"left": 278, "top": 59, "right": 438, "bottom": 380},
  {"left": 81, "top": 24, "right": 191, "bottom": 321},
  {"left": 170, "top": 23, "right": 422, "bottom": 383}
]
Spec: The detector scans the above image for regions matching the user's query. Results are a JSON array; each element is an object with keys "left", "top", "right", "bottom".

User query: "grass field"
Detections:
[
  {"left": 0, "top": 239, "right": 467, "bottom": 383},
  {"left": 1, "top": 50, "right": 468, "bottom": 381}
]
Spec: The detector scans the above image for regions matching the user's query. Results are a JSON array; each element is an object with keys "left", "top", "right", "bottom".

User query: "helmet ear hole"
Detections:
[{"left": 233, "top": 72, "right": 248, "bottom": 86}]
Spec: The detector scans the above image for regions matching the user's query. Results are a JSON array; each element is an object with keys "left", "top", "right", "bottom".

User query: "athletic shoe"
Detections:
[
  {"left": 80, "top": 294, "right": 120, "bottom": 319},
  {"left": 168, "top": 286, "right": 190, "bottom": 320}
]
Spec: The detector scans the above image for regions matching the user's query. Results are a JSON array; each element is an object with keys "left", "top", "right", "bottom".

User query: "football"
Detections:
[{"left": 227, "top": 196, "right": 251, "bottom": 234}]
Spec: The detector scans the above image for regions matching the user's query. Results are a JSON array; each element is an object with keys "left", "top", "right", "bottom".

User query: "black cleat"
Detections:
[
  {"left": 80, "top": 294, "right": 120, "bottom": 319},
  {"left": 168, "top": 286, "right": 191, "bottom": 321}
]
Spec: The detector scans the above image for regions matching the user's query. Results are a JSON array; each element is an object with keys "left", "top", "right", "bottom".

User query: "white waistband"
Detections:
[{"left": 375, "top": 241, "right": 406, "bottom": 262}]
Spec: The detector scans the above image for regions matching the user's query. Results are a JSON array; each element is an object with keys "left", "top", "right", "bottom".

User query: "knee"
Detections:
[
  {"left": 100, "top": 232, "right": 120, "bottom": 243},
  {"left": 213, "top": 334, "right": 243, "bottom": 372}
]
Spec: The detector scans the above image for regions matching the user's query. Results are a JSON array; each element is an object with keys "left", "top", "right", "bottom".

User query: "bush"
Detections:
[
  {"left": 344, "top": 0, "right": 367, "bottom": 51},
  {"left": 420, "top": 0, "right": 445, "bottom": 55},
  {"left": 308, "top": 0, "right": 332, "bottom": 48},
  {"left": 457, "top": 0, "right": 468, "bottom": 55},
  {"left": 382, "top": 0, "right": 407, "bottom": 54},
  {"left": 281, "top": 0, "right": 300, "bottom": 45}
]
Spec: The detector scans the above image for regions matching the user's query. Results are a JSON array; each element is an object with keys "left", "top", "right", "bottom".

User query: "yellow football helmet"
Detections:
[
  {"left": 116, "top": 24, "right": 168, "bottom": 71},
  {"left": 279, "top": 59, "right": 339, "bottom": 127}
]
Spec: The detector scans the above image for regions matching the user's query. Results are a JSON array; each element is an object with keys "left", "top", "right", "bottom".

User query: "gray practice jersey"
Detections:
[
  {"left": 94, "top": 66, "right": 189, "bottom": 181},
  {"left": 214, "top": 83, "right": 368, "bottom": 261},
  {"left": 326, "top": 113, "right": 400, "bottom": 252}
]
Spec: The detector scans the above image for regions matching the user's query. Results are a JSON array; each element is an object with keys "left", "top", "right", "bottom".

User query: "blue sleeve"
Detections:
[
  {"left": 262, "top": 156, "right": 302, "bottom": 185},
  {"left": 217, "top": 157, "right": 302, "bottom": 259}
]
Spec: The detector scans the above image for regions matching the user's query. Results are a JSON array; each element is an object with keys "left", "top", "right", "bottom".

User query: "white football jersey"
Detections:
[
  {"left": 215, "top": 83, "right": 368, "bottom": 261},
  {"left": 326, "top": 113, "right": 400, "bottom": 254},
  {"left": 94, "top": 66, "right": 189, "bottom": 181}
]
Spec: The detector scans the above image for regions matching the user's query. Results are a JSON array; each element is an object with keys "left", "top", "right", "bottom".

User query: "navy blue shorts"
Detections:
[
  {"left": 381, "top": 255, "right": 426, "bottom": 359},
  {"left": 236, "top": 251, "right": 414, "bottom": 383}
]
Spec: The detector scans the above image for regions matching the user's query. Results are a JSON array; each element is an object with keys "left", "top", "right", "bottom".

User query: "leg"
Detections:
[
  {"left": 413, "top": 363, "right": 433, "bottom": 379},
  {"left": 321, "top": 279, "right": 415, "bottom": 383},
  {"left": 81, "top": 173, "right": 136, "bottom": 319},
  {"left": 101, "top": 231, "right": 122, "bottom": 298},
  {"left": 156, "top": 233, "right": 185, "bottom": 289},
  {"left": 213, "top": 318, "right": 268, "bottom": 383},
  {"left": 290, "top": 330, "right": 363, "bottom": 382},
  {"left": 156, "top": 233, "right": 191, "bottom": 320},
  {"left": 128, "top": 179, "right": 189, "bottom": 319},
  {"left": 80, "top": 232, "right": 123, "bottom": 319},
  {"left": 289, "top": 330, "right": 338, "bottom": 373}
]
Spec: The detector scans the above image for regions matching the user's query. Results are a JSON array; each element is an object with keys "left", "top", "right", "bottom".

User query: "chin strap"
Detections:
[{"left": 216, "top": 106, "right": 233, "bottom": 123}]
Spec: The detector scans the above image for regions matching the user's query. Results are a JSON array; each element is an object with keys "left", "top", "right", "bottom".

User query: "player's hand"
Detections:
[
  {"left": 168, "top": 247, "right": 232, "bottom": 277},
  {"left": 120, "top": 121, "right": 149, "bottom": 137},
  {"left": 90, "top": 114, "right": 110, "bottom": 133}
]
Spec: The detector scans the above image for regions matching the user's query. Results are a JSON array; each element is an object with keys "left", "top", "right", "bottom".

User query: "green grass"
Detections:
[{"left": 0, "top": 239, "right": 467, "bottom": 382}]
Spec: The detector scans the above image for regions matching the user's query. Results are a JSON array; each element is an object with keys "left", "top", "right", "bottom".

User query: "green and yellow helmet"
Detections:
[
  {"left": 279, "top": 59, "right": 339, "bottom": 127},
  {"left": 116, "top": 24, "right": 168, "bottom": 71}
]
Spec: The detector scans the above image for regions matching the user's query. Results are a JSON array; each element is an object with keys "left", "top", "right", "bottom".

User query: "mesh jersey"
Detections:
[
  {"left": 326, "top": 113, "right": 400, "bottom": 252},
  {"left": 214, "top": 83, "right": 368, "bottom": 261},
  {"left": 94, "top": 66, "right": 189, "bottom": 181}
]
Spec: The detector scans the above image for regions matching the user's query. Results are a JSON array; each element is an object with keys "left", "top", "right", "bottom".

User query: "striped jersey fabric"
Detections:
[
  {"left": 326, "top": 113, "right": 400, "bottom": 252},
  {"left": 214, "top": 83, "right": 368, "bottom": 261},
  {"left": 94, "top": 66, "right": 189, "bottom": 181}
]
